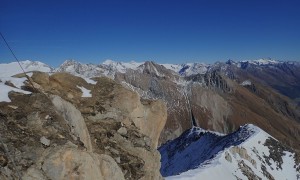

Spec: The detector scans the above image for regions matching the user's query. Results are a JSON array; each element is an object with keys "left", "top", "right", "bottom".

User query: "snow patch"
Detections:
[
  {"left": 83, "top": 78, "right": 97, "bottom": 85},
  {"left": 240, "top": 80, "right": 252, "bottom": 86},
  {"left": 0, "top": 83, "right": 31, "bottom": 102},
  {"left": 0, "top": 77, "right": 28, "bottom": 88},
  {"left": 77, "top": 86, "right": 92, "bottom": 97}
]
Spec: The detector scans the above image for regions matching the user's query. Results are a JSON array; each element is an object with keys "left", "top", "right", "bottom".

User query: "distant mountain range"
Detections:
[
  {"left": 5, "top": 58, "right": 300, "bottom": 104},
  {"left": 1, "top": 59, "right": 300, "bottom": 146},
  {"left": 0, "top": 58, "right": 300, "bottom": 179}
]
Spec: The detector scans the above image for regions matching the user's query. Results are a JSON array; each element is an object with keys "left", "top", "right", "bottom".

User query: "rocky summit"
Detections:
[{"left": 0, "top": 59, "right": 300, "bottom": 179}]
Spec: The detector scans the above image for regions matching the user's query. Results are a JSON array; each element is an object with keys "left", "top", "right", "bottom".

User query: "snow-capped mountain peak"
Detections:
[
  {"left": 161, "top": 62, "right": 210, "bottom": 76},
  {"left": 226, "top": 58, "right": 281, "bottom": 68},
  {"left": 56, "top": 59, "right": 108, "bottom": 78},
  {"left": 102, "top": 59, "right": 115, "bottom": 65},
  {"left": 250, "top": 58, "right": 280, "bottom": 65},
  {"left": 59, "top": 59, "right": 78, "bottom": 65},
  {"left": 55, "top": 59, "right": 145, "bottom": 78},
  {"left": 102, "top": 59, "right": 143, "bottom": 72}
]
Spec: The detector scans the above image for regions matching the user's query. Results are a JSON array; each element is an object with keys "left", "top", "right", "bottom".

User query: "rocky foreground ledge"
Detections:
[{"left": 0, "top": 72, "right": 167, "bottom": 179}]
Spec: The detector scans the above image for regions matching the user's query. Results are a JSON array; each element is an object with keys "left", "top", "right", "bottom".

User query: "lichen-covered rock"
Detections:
[
  {"left": 40, "top": 144, "right": 124, "bottom": 180},
  {"left": 21, "top": 143, "right": 125, "bottom": 180},
  {"left": 50, "top": 95, "right": 93, "bottom": 151}
]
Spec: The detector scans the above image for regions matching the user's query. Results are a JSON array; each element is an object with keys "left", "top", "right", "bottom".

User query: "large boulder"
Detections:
[{"left": 23, "top": 144, "right": 124, "bottom": 180}]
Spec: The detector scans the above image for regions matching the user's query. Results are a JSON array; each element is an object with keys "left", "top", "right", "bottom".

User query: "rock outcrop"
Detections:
[
  {"left": 0, "top": 72, "right": 167, "bottom": 179},
  {"left": 50, "top": 95, "right": 93, "bottom": 152},
  {"left": 23, "top": 144, "right": 124, "bottom": 180}
]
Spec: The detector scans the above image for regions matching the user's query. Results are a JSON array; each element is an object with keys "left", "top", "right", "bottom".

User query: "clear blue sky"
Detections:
[{"left": 1, "top": 0, "right": 300, "bottom": 67}]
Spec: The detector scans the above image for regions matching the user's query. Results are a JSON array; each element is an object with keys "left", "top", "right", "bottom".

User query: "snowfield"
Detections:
[
  {"left": 83, "top": 77, "right": 97, "bottom": 85},
  {"left": 77, "top": 86, "right": 92, "bottom": 97},
  {"left": 0, "top": 82, "right": 31, "bottom": 102},
  {"left": 0, "top": 60, "right": 52, "bottom": 77},
  {"left": 0, "top": 60, "right": 52, "bottom": 102},
  {"left": 159, "top": 124, "right": 300, "bottom": 180}
]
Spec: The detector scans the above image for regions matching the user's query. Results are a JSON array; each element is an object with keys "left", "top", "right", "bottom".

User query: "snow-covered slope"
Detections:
[
  {"left": 161, "top": 63, "right": 210, "bottom": 76},
  {"left": 56, "top": 60, "right": 107, "bottom": 78},
  {"left": 102, "top": 59, "right": 143, "bottom": 73},
  {"left": 0, "top": 60, "right": 52, "bottom": 102},
  {"left": 56, "top": 59, "right": 144, "bottom": 78},
  {"left": 249, "top": 59, "right": 280, "bottom": 65},
  {"left": 225, "top": 58, "right": 283, "bottom": 69},
  {"left": 159, "top": 124, "right": 300, "bottom": 180},
  {"left": 0, "top": 60, "right": 52, "bottom": 77},
  {"left": 0, "top": 81, "right": 31, "bottom": 102},
  {"left": 161, "top": 59, "right": 286, "bottom": 77},
  {"left": 57, "top": 59, "right": 211, "bottom": 78}
]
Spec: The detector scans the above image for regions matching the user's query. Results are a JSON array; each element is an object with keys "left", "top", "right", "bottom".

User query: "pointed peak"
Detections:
[
  {"left": 225, "top": 59, "right": 236, "bottom": 65},
  {"left": 239, "top": 123, "right": 262, "bottom": 133},
  {"left": 61, "top": 59, "right": 79, "bottom": 65}
]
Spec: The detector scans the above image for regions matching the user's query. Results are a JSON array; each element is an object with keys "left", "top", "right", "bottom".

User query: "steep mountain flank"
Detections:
[
  {"left": 185, "top": 70, "right": 300, "bottom": 151},
  {"left": 224, "top": 60, "right": 300, "bottom": 107},
  {"left": 0, "top": 72, "right": 167, "bottom": 179}
]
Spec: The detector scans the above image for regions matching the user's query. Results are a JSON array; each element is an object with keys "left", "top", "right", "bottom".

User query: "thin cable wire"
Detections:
[{"left": 0, "top": 32, "right": 38, "bottom": 92}]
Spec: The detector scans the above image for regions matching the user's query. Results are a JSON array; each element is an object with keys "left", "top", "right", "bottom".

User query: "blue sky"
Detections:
[{"left": 1, "top": 0, "right": 300, "bottom": 67}]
